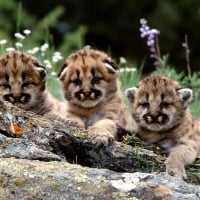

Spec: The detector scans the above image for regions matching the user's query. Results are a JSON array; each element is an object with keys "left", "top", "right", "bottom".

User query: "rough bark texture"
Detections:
[{"left": 0, "top": 100, "right": 199, "bottom": 199}]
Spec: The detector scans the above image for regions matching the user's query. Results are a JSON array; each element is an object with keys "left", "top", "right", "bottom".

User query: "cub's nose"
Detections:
[
  {"left": 143, "top": 113, "right": 168, "bottom": 124},
  {"left": 4, "top": 94, "right": 21, "bottom": 102},
  {"left": 12, "top": 94, "right": 22, "bottom": 100},
  {"left": 84, "top": 91, "right": 91, "bottom": 97}
]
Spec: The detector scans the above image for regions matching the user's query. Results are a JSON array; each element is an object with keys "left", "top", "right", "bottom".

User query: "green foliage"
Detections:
[
  {"left": 153, "top": 67, "right": 185, "bottom": 82},
  {"left": 180, "top": 72, "right": 200, "bottom": 115},
  {"left": 58, "top": 25, "right": 87, "bottom": 66},
  {"left": 2, "top": 0, "right": 200, "bottom": 72},
  {"left": 47, "top": 75, "right": 64, "bottom": 101},
  {"left": 119, "top": 64, "right": 140, "bottom": 91}
]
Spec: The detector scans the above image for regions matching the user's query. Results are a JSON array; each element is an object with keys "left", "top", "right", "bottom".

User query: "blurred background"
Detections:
[{"left": 0, "top": 0, "right": 200, "bottom": 74}]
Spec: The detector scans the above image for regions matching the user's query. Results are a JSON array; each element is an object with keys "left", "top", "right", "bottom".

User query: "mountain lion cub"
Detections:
[
  {"left": 58, "top": 48, "right": 132, "bottom": 146},
  {"left": 0, "top": 51, "right": 65, "bottom": 116},
  {"left": 126, "top": 75, "right": 200, "bottom": 179}
]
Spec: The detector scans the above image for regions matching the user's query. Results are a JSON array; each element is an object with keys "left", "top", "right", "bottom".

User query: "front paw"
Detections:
[
  {"left": 165, "top": 158, "right": 187, "bottom": 179},
  {"left": 46, "top": 114, "right": 83, "bottom": 128},
  {"left": 64, "top": 117, "right": 85, "bottom": 128},
  {"left": 64, "top": 120, "right": 82, "bottom": 127},
  {"left": 88, "top": 127, "right": 115, "bottom": 146}
]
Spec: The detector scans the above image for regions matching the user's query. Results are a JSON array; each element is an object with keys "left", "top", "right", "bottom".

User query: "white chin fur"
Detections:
[
  {"left": 142, "top": 123, "right": 163, "bottom": 132},
  {"left": 141, "top": 120, "right": 174, "bottom": 132},
  {"left": 77, "top": 101, "right": 99, "bottom": 108}
]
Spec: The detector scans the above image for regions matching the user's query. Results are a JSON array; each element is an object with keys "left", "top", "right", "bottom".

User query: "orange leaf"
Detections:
[
  {"left": 28, "top": 122, "right": 34, "bottom": 129},
  {"left": 9, "top": 124, "right": 24, "bottom": 136}
]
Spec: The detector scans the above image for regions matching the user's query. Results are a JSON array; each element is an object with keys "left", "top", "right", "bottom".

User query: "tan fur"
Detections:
[
  {"left": 126, "top": 75, "right": 200, "bottom": 179},
  {"left": 58, "top": 48, "right": 132, "bottom": 146},
  {"left": 0, "top": 51, "right": 66, "bottom": 117}
]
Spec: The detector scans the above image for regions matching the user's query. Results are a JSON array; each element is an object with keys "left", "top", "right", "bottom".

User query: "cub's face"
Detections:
[
  {"left": 58, "top": 49, "right": 119, "bottom": 108},
  {"left": 126, "top": 75, "right": 193, "bottom": 132},
  {"left": 0, "top": 51, "right": 47, "bottom": 110}
]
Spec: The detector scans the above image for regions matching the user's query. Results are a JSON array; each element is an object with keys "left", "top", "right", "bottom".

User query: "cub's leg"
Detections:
[
  {"left": 88, "top": 119, "right": 117, "bottom": 146},
  {"left": 165, "top": 143, "right": 198, "bottom": 179},
  {"left": 45, "top": 113, "right": 82, "bottom": 127},
  {"left": 64, "top": 112, "right": 85, "bottom": 128}
]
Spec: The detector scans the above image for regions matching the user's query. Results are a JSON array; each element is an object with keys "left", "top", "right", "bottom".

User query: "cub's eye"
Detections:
[
  {"left": 91, "top": 77, "right": 103, "bottom": 85},
  {"left": 71, "top": 78, "right": 82, "bottom": 86},
  {"left": 139, "top": 102, "right": 150, "bottom": 108},
  {"left": 0, "top": 84, "right": 11, "bottom": 90},
  {"left": 160, "top": 102, "right": 170, "bottom": 108},
  {"left": 22, "top": 82, "right": 33, "bottom": 89}
]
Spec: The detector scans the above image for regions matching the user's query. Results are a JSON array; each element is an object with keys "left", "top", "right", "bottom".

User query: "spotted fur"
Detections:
[
  {"left": 58, "top": 48, "right": 132, "bottom": 146},
  {"left": 126, "top": 75, "right": 200, "bottom": 179},
  {"left": 0, "top": 51, "right": 65, "bottom": 116}
]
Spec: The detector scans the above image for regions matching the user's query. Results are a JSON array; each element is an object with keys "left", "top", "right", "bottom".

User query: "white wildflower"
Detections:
[
  {"left": 52, "top": 52, "right": 63, "bottom": 63},
  {"left": 32, "top": 47, "right": 40, "bottom": 54},
  {"left": 14, "top": 33, "right": 25, "bottom": 40},
  {"left": 40, "top": 43, "right": 49, "bottom": 52},
  {"left": 46, "top": 63, "right": 52, "bottom": 69},
  {"left": 23, "top": 29, "right": 31, "bottom": 35},
  {"left": 52, "top": 56, "right": 59, "bottom": 63},
  {"left": 15, "top": 42, "right": 23, "bottom": 48},
  {"left": 43, "top": 59, "right": 52, "bottom": 69},
  {"left": 119, "top": 67, "right": 136, "bottom": 73},
  {"left": 27, "top": 50, "right": 34, "bottom": 54},
  {"left": 0, "top": 39, "right": 7, "bottom": 45},
  {"left": 54, "top": 51, "right": 62, "bottom": 56},
  {"left": 83, "top": 45, "right": 91, "bottom": 49},
  {"left": 119, "top": 68, "right": 124, "bottom": 73},
  {"left": 43, "top": 59, "right": 50, "bottom": 64},
  {"left": 53, "top": 51, "right": 63, "bottom": 59},
  {"left": 6, "top": 47, "right": 16, "bottom": 52},
  {"left": 51, "top": 71, "right": 57, "bottom": 76},
  {"left": 27, "top": 47, "right": 39, "bottom": 54},
  {"left": 130, "top": 68, "right": 137, "bottom": 72},
  {"left": 119, "top": 57, "right": 127, "bottom": 65}
]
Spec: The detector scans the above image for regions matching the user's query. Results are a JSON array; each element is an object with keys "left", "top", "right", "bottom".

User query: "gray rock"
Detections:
[
  {"left": 0, "top": 158, "right": 199, "bottom": 200},
  {"left": 0, "top": 100, "right": 199, "bottom": 199},
  {"left": 0, "top": 134, "right": 62, "bottom": 161}
]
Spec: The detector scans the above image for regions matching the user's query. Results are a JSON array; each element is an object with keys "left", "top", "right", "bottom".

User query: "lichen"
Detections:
[
  {"left": 73, "top": 128, "right": 88, "bottom": 139},
  {"left": 112, "top": 192, "right": 138, "bottom": 200},
  {"left": 74, "top": 172, "right": 89, "bottom": 183}
]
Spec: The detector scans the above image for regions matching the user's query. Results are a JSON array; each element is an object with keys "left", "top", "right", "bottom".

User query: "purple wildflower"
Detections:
[{"left": 140, "top": 18, "right": 160, "bottom": 58}]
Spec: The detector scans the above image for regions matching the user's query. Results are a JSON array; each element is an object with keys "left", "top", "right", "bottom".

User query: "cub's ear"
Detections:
[
  {"left": 104, "top": 59, "right": 119, "bottom": 75},
  {"left": 125, "top": 87, "right": 138, "bottom": 103},
  {"left": 57, "top": 63, "right": 68, "bottom": 81},
  {"left": 177, "top": 88, "right": 193, "bottom": 107},
  {"left": 34, "top": 63, "right": 47, "bottom": 79}
]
